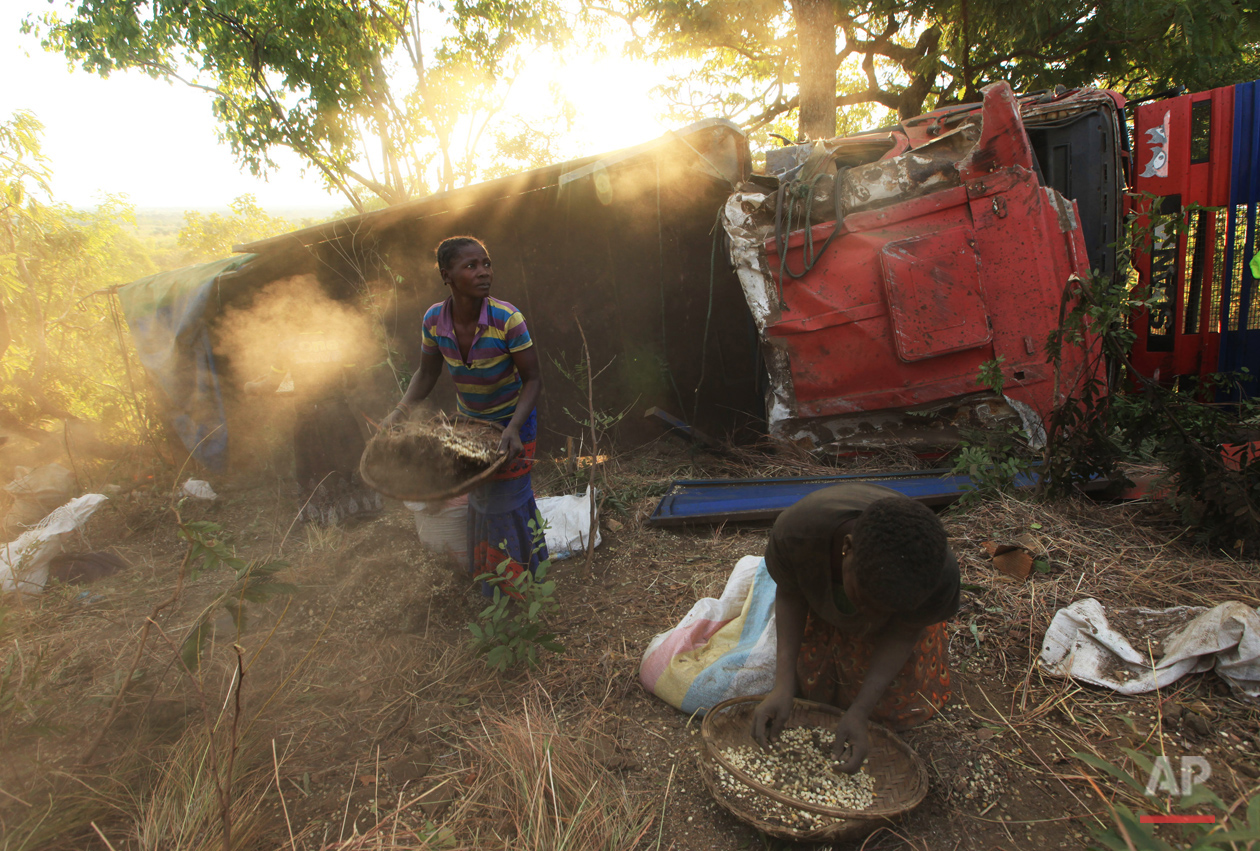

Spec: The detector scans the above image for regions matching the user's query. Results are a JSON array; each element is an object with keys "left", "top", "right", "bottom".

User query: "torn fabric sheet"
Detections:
[
  {"left": 1039, "top": 598, "right": 1260, "bottom": 697},
  {"left": 0, "top": 494, "right": 109, "bottom": 594}
]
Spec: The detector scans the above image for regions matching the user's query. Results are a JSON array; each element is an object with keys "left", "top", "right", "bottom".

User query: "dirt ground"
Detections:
[{"left": 2, "top": 438, "right": 1259, "bottom": 850}]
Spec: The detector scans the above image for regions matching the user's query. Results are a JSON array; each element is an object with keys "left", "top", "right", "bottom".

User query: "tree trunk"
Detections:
[{"left": 790, "top": 0, "right": 838, "bottom": 140}]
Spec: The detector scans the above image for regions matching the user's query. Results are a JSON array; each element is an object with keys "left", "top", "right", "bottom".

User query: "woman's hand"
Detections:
[
  {"left": 751, "top": 685, "right": 795, "bottom": 749},
  {"left": 498, "top": 423, "right": 523, "bottom": 462},
  {"left": 381, "top": 407, "right": 406, "bottom": 430},
  {"left": 831, "top": 710, "right": 871, "bottom": 773},
  {"left": 754, "top": 587, "right": 808, "bottom": 750}
]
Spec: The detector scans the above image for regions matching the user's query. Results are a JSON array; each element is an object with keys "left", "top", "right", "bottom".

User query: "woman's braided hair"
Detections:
[
  {"left": 435, "top": 236, "right": 486, "bottom": 271},
  {"left": 849, "top": 496, "right": 948, "bottom": 611}
]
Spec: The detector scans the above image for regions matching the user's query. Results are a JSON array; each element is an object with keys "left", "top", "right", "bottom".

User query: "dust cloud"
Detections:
[
  {"left": 215, "top": 275, "right": 378, "bottom": 398},
  {"left": 213, "top": 275, "right": 382, "bottom": 472}
]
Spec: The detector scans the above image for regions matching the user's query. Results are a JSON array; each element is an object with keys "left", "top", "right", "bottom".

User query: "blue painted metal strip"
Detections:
[
  {"left": 1219, "top": 80, "right": 1260, "bottom": 387},
  {"left": 645, "top": 468, "right": 1039, "bottom": 526}
]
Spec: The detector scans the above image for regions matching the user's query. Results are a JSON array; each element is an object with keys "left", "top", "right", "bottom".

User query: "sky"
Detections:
[{"left": 2, "top": 1, "right": 677, "bottom": 212}]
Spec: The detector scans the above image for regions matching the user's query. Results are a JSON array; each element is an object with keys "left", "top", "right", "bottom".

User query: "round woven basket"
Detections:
[
  {"left": 699, "top": 695, "right": 928, "bottom": 843},
  {"left": 359, "top": 417, "right": 507, "bottom": 502}
]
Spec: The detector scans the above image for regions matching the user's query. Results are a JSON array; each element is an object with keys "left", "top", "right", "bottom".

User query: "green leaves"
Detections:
[
  {"left": 468, "top": 530, "right": 565, "bottom": 672},
  {"left": 178, "top": 195, "right": 291, "bottom": 263},
  {"left": 976, "top": 355, "right": 1006, "bottom": 396},
  {"left": 179, "top": 619, "right": 214, "bottom": 674},
  {"left": 950, "top": 422, "right": 1036, "bottom": 508},
  {"left": 0, "top": 111, "right": 159, "bottom": 431},
  {"left": 604, "top": 0, "right": 1260, "bottom": 140}
]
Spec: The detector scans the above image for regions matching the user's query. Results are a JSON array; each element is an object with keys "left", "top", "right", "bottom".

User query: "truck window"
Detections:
[{"left": 1191, "top": 99, "right": 1212, "bottom": 165}]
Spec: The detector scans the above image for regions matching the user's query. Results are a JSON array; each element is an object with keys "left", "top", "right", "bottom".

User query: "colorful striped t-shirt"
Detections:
[{"left": 421, "top": 296, "right": 533, "bottom": 422}]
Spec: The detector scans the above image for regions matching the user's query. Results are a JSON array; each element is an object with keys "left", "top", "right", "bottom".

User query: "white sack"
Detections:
[
  {"left": 0, "top": 494, "right": 109, "bottom": 594},
  {"left": 403, "top": 490, "right": 601, "bottom": 565},
  {"left": 1040, "top": 597, "right": 1260, "bottom": 697},
  {"left": 182, "top": 479, "right": 218, "bottom": 500},
  {"left": 405, "top": 495, "right": 469, "bottom": 562},
  {"left": 537, "top": 489, "right": 601, "bottom": 561}
]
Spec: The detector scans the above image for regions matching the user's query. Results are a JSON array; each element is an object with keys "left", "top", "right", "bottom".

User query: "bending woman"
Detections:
[
  {"left": 752, "top": 484, "right": 958, "bottom": 773},
  {"left": 383, "top": 236, "right": 548, "bottom": 586}
]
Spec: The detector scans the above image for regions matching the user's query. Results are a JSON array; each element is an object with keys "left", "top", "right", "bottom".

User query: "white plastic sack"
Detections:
[
  {"left": 404, "top": 490, "right": 600, "bottom": 564},
  {"left": 405, "top": 495, "right": 469, "bottom": 563},
  {"left": 182, "top": 479, "right": 218, "bottom": 500},
  {"left": 0, "top": 494, "right": 108, "bottom": 594},
  {"left": 537, "top": 489, "right": 601, "bottom": 561},
  {"left": 1040, "top": 597, "right": 1260, "bottom": 697}
]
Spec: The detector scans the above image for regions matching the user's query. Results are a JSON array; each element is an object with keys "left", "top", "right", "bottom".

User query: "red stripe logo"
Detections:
[{"left": 1140, "top": 815, "right": 1217, "bottom": 824}]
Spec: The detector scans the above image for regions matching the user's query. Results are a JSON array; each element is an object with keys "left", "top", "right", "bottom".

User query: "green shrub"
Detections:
[{"left": 468, "top": 517, "right": 565, "bottom": 672}]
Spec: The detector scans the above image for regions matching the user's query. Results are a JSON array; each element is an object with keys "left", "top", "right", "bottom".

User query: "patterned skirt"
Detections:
[
  {"left": 466, "top": 410, "right": 548, "bottom": 595},
  {"left": 796, "top": 613, "right": 951, "bottom": 730}
]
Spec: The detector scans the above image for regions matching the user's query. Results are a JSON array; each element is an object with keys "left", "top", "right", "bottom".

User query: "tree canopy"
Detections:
[
  {"left": 29, "top": 0, "right": 569, "bottom": 211},
  {"left": 608, "top": 0, "right": 1260, "bottom": 139},
  {"left": 0, "top": 110, "right": 303, "bottom": 439},
  {"left": 0, "top": 111, "right": 157, "bottom": 430},
  {"left": 177, "top": 194, "right": 291, "bottom": 263}
]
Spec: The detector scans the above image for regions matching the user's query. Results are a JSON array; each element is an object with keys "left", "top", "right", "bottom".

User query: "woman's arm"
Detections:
[
  {"left": 752, "top": 584, "right": 809, "bottom": 747},
  {"left": 831, "top": 619, "right": 923, "bottom": 772},
  {"left": 497, "top": 345, "right": 541, "bottom": 460},
  {"left": 383, "top": 350, "right": 444, "bottom": 427}
]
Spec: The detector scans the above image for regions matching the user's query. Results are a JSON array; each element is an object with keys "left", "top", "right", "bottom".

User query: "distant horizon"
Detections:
[{"left": 129, "top": 204, "right": 344, "bottom": 215}]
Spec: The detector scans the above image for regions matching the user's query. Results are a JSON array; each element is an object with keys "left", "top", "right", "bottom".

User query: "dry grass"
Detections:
[
  {"left": 314, "top": 691, "right": 653, "bottom": 851},
  {"left": 454, "top": 693, "right": 652, "bottom": 851},
  {"left": 5, "top": 438, "right": 1260, "bottom": 850},
  {"left": 124, "top": 720, "right": 274, "bottom": 851},
  {"left": 930, "top": 489, "right": 1260, "bottom": 838},
  {"left": 1, "top": 681, "right": 280, "bottom": 851}
]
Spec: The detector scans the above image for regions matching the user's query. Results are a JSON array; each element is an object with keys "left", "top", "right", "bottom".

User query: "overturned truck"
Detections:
[{"left": 723, "top": 82, "right": 1123, "bottom": 454}]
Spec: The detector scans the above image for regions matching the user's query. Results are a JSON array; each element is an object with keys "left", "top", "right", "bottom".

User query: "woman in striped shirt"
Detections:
[{"left": 385, "top": 236, "right": 547, "bottom": 589}]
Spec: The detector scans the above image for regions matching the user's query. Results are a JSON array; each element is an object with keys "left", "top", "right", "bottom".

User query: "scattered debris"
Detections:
[
  {"left": 1040, "top": 598, "right": 1260, "bottom": 695},
  {"left": 2, "top": 463, "right": 77, "bottom": 535},
  {"left": 982, "top": 538, "right": 1039, "bottom": 580},
  {"left": 644, "top": 406, "right": 719, "bottom": 448},
  {"left": 182, "top": 478, "right": 218, "bottom": 500},
  {"left": 535, "top": 489, "right": 602, "bottom": 560},
  {"left": 0, "top": 493, "right": 109, "bottom": 594}
]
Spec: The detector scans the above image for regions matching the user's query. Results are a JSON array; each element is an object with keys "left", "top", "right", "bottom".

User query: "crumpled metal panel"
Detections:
[
  {"left": 838, "top": 124, "right": 977, "bottom": 216},
  {"left": 756, "top": 82, "right": 1096, "bottom": 427},
  {"left": 880, "top": 227, "right": 990, "bottom": 362}
]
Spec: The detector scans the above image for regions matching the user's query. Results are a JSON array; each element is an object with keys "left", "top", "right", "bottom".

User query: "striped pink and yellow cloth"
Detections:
[{"left": 639, "top": 556, "right": 778, "bottom": 715}]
